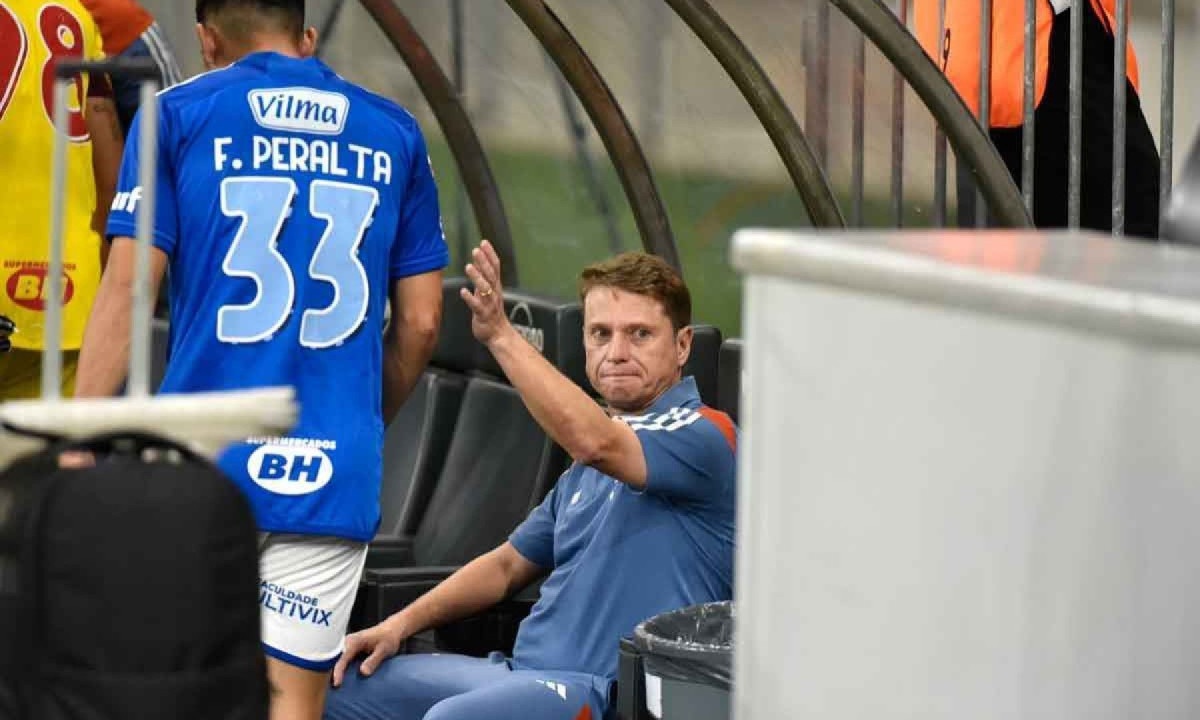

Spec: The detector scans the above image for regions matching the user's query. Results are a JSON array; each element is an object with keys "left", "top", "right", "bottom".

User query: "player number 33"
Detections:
[{"left": 218, "top": 177, "right": 377, "bottom": 349}]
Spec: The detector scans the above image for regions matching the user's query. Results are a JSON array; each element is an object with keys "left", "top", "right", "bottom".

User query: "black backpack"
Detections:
[{"left": 0, "top": 431, "right": 269, "bottom": 719}]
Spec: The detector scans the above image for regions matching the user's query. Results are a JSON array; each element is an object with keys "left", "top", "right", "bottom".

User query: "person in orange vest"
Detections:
[
  {"left": 79, "top": 0, "right": 183, "bottom": 136},
  {"left": 916, "top": 0, "right": 1161, "bottom": 239}
]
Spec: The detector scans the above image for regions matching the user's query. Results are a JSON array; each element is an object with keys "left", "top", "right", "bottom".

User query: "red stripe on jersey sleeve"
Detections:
[{"left": 699, "top": 406, "right": 737, "bottom": 452}]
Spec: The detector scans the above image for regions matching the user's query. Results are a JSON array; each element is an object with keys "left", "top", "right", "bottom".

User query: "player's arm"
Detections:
[
  {"left": 85, "top": 77, "right": 123, "bottom": 259},
  {"left": 333, "top": 541, "right": 545, "bottom": 685},
  {"left": 74, "top": 237, "right": 167, "bottom": 397},
  {"left": 463, "top": 242, "right": 650, "bottom": 489},
  {"left": 382, "top": 270, "right": 443, "bottom": 424},
  {"left": 387, "top": 541, "right": 541, "bottom": 643}
]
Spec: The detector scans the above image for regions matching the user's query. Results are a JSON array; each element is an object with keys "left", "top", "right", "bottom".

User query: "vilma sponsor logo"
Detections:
[
  {"left": 259, "top": 581, "right": 332, "bottom": 627},
  {"left": 248, "top": 88, "right": 349, "bottom": 135}
]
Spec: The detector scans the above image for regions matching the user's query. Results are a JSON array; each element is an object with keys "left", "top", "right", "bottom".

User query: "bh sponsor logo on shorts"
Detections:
[
  {"left": 246, "top": 437, "right": 335, "bottom": 495},
  {"left": 259, "top": 581, "right": 332, "bottom": 627},
  {"left": 248, "top": 87, "right": 349, "bottom": 135}
]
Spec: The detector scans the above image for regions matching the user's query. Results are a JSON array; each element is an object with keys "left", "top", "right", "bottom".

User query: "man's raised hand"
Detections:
[
  {"left": 460, "top": 240, "right": 510, "bottom": 346},
  {"left": 330, "top": 623, "right": 402, "bottom": 688}
]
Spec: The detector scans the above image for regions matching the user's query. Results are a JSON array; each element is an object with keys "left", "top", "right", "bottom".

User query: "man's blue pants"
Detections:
[{"left": 323, "top": 652, "right": 611, "bottom": 720}]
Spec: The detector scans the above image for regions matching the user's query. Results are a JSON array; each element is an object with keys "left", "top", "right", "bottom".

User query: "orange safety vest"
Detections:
[
  {"left": 914, "top": 0, "right": 1140, "bottom": 128},
  {"left": 78, "top": 0, "right": 153, "bottom": 56}
]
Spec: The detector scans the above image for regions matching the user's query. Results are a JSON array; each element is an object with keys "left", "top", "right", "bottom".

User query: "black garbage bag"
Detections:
[{"left": 632, "top": 601, "right": 733, "bottom": 720}]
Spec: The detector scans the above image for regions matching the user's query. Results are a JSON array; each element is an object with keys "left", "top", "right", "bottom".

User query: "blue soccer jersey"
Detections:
[
  {"left": 106, "top": 52, "right": 449, "bottom": 541},
  {"left": 507, "top": 377, "right": 737, "bottom": 682}
]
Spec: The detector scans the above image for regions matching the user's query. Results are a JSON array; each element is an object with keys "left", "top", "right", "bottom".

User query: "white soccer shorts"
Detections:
[{"left": 257, "top": 532, "right": 368, "bottom": 672}]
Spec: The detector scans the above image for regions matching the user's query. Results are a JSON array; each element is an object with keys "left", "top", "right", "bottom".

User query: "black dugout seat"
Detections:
[
  {"left": 376, "top": 368, "right": 467, "bottom": 540},
  {"left": 683, "top": 324, "right": 722, "bottom": 408},
  {"left": 150, "top": 318, "right": 170, "bottom": 391},
  {"left": 358, "top": 281, "right": 586, "bottom": 642},
  {"left": 371, "top": 279, "right": 583, "bottom": 558},
  {"left": 717, "top": 339, "right": 742, "bottom": 425}
]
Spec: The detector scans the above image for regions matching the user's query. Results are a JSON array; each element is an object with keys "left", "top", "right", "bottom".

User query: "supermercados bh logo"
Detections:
[
  {"left": 4, "top": 260, "right": 75, "bottom": 311},
  {"left": 246, "top": 437, "right": 336, "bottom": 495},
  {"left": 248, "top": 87, "right": 349, "bottom": 135},
  {"left": 509, "top": 301, "right": 544, "bottom": 353}
]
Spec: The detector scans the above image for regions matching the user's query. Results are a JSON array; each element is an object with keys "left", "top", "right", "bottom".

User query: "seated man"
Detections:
[{"left": 326, "top": 244, "right": 737, "bottom": 720}]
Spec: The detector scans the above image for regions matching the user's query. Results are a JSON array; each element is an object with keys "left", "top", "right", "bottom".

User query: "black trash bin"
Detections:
[{"left": 632, "top": 601, "right": 733, "bottom": 720}]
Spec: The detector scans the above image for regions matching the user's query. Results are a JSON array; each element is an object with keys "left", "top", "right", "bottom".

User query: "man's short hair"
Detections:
[
  {"left": 195, "top": 0, "right": 304, "bottom": 39},
  {"left": 578, "top": 252, "right": 692, "bottom": 331}
]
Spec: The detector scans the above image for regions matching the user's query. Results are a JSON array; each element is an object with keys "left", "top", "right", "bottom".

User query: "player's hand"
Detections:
[
  {"left": 331, "top": 621, "right": 403, "bottom": 688},
  {"left": 0, "top": 314, "right": 14, "bottom": 353},
  {"left": 460, "top": 240, "right": 511, "bottom": 347}
]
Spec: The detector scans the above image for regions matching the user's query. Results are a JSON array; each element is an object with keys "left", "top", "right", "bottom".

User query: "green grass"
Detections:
[
  {"left": 427, "top": 141, "right": 815, "bottom": 336},
  {"left": 427, "top": 141, "right": 906, "bottom": 337}
]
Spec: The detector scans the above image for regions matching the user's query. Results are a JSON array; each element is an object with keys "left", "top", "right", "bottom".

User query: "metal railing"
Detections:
[{"left": 878, "top": 0, "right": 1176, "bottom": 235}]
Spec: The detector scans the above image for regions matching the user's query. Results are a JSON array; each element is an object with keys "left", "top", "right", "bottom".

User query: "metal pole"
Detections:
[
  {"left": 665, "top": 0, "right": 844, "bottom": 228},
  {"left": 827, "top": 0, "right": 1031, "bottom": 227},
  {"left": 450, "top": 0, "right": 470, "bottom": 263},
  {"left": 315, "top": 0, "right": 349, "bottom": 59},
  {"left": 549, "top": 56, "right": 623, "bottom": 255},
  {"left": 933, "top": 0, "right": 947, "bottom": 226},
  {"left": 358, "top": 0, "right": 518, "bottom": 284},
  {"left": 852, "top": 31, "right": 866, "bottom": 226},
  {"left": 128, "top": 80, "right": 159, "bottom": 398},
  {"left": 891, "top": 0, "right": 908, "bottom": 227},
  {"left": 807, "top": 2, "right": 831, "bottom": 166},
  {"left": 506, "top": 0, "right": 680, "bottom": 268},
  {"left": 43, "top": 79, "right": 70, "bottom": 400},
  {"left": 976, "top": 0, "right": 992, "bottom": 227},
  {"left": 1160, "top": 0, "right": 1175, "bottom": 225},
  {"left": 639, "top": 2, "right": 669, "bottom": 156},
  {"left": 1021, "top": 0, "right": 1036, "bottom": 214},
  {"left": 1068, "top": 0, "right": 1084, "bottom": 228},
  {"left": 1112, "top": 0, "right": 1128, "bottom": 235}
]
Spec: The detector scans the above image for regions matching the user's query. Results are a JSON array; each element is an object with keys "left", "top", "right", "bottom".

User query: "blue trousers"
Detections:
[{"left": 323, "top": 652, "right": 611, "bottom": 720}]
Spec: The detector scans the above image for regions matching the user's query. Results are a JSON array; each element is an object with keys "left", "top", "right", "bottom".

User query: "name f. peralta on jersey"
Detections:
[{"left": 106, "top": 52, "right": 449, "bottom": 541}]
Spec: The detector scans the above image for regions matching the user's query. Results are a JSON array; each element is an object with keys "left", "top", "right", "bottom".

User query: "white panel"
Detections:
[{"left": 732, "top": 229, "right": 1200, "bottom": 720}]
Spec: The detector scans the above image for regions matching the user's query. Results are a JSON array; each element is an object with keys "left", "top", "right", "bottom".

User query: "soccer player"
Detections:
[
  {"left": 325, "top": 246, "right": 737, "bottom": 720},
  {"left": 0, "top": 0, "right": 124, "bottom": 399},
  {"left": 74, "top": 1, "right": 448, "bottom": 717}
]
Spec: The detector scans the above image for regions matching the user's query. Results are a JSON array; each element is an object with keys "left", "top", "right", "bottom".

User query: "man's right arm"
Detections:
[
  {"left": 332, "top": 542, "right": 545, "bottom": 685},
  {"left": 382, "top": 270, "right": 442, "bottom": 425},
  {"left": 387, "top": 542, "right": 543, "bottom": 641},
  {"left": 75, "top": 237, "right": 167, "bottom": 397}
]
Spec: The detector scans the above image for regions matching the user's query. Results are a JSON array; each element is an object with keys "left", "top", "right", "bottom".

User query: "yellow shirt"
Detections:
[{"left": 0, "top": 0, "right": 104, "bottom": 350}]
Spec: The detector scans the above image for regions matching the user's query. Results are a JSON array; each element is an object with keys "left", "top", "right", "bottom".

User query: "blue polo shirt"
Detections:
[{"left": 508, "top": 377, "right": 737, "bottom": 682}]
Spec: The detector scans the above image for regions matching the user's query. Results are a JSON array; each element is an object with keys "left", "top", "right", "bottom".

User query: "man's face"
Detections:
[{"left": 583, "top": 286, "right": 691, "bottom": 413}]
